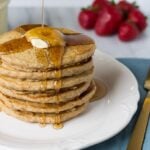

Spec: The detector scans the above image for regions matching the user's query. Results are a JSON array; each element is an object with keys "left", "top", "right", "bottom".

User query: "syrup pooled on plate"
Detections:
[{"left": 91, "top": 80, "right": 107, "bottom": 102}]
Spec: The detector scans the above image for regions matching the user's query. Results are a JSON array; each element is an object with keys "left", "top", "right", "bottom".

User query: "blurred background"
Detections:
[{"left": 9, "top": 0, "right": 150, "bottom": 14}]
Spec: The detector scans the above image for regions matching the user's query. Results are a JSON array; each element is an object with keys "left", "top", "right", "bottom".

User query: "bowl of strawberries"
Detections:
[{"left": 78, "top": 0, "right": 148, "bottom": 41}]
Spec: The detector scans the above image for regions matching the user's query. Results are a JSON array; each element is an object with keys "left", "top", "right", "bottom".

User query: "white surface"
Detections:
[
  {"left": 8, "top": 0, "right": 150, "bottom": 10},
  {"left": 0, "top": 51, "right": 140, "bottom": 150},
  {"left": 8, "top": 0, "right": 150, "bottom": 16},
  {"left": 9, "top": 0, "right": 92, "bottom": 7}
]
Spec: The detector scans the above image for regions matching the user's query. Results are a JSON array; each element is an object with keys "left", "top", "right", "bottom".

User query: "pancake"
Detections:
[
  {"left": 0, "top": 24, "right": 96, "bottom": 128},
  {"left": 0, "top": 30, "right": 22, "bottom": 44},
  {"left": 0, "top": 69, "right": 93, "bottom": 92},
  {"left": 0, "top": 43, "right": 95, "bottom": 71},
  {"left": 0, "top": 59, "right": 93, "bottom": 80},
  {"left": 0, "top": 25, "right": 95, "bottom": 71},
  {"left": 0, "top": 81, "right": 96, "bottom": 113},
  {"left": 0, "top": 100, "right": 88, "bottom": 124},
  {"left": 0, "top": 81, "right": 91, "bottom": 103}
]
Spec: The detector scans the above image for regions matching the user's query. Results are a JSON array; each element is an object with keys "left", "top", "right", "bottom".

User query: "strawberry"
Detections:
[
  {"left": 128, "top": 8, "right": 147, "bottom": 31},
  {"left": 117, "top": 0, "right": 135, "bottom": 13},
  {"left": 78, "top": 9, "right": 98, "bottom": 29},
  {"left": 92, "top": 0, "right": 110, "bottom": 10},
  {"left": 118, "top": 21, "right": 140, "bottom": 41},
  {"left": 95, "top": 5, "right": 123, "bottom": 35}
]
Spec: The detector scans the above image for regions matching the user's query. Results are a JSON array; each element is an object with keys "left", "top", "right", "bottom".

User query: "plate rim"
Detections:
[{"left": 80, "top": 50, "right": 140, "bottom": 149}]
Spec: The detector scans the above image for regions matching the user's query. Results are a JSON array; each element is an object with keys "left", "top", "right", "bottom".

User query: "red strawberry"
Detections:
[
  {"left": 118, "top": 21, "right": 140, "bottom": 41},
  {"left": 128, "top": 8, "right": 147, "bottom": 31},
  {"left": 78, "top": 9, "right": 98, "bottom": 29},
  {"left": 95, "top": 5, "right": 123, "bottom": 35},
  {"left": 117, "top": 0, "right": 135, "bottom": 14},
  {"left": 92, "top": 0, "right": 110, "bottom": 10}
]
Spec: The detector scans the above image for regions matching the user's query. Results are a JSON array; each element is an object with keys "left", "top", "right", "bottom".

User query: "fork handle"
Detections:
[{"left": 127, "top": 98, "right": 150, "bottom": 150}]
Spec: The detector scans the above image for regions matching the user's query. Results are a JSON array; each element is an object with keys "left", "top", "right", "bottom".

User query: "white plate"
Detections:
[{"left": 0, "top": 51, "right": 140, "bottom": 150}]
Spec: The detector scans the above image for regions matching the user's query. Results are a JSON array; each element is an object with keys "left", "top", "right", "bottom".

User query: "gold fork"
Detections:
[{"left": 127, "top": 70, "right": 150, "bottom": 150}]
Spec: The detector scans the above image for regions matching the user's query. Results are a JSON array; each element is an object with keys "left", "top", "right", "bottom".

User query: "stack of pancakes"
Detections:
[{"left": 0, "top": 25, "right": 96, "bottom": 128}]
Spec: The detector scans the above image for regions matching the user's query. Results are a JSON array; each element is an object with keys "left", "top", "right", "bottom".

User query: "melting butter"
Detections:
[
  {"left": 31, "top": 39, "right": 49, "bottom": 49},
  {"left": 25, "top": 27, "right": 65, "bottom": 48}
]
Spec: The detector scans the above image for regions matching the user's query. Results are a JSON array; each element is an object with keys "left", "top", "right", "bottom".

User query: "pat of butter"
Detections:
[
  {"left": 25, "top": 27, "right": 65, "bottom": 48},
  {"left": 31, "top": 38, "right": 49, "bottom": 49}
]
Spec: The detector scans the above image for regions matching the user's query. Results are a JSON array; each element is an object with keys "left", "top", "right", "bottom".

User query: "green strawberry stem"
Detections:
[{"left": 111, "top": 0, "right": 116, "bottom": 5}]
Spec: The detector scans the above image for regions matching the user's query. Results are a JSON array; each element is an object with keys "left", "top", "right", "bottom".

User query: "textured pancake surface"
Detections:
[
  {"left": 0, "top": 25, "right": 95, "bottom": 71},
  {"left": 0, "top": 101, "right": 89, "bottom": 124},
  {"left": 0, "top": 24, "right": 96, "bottom": 128},
  {"left": 0, "top": 82, "right": 91, "bottom": 103},
  {"left": 0, "top": 81, "right": 96, "bottom": 113},
  {"left": 0, "top": 69, "right": 93, "bottom": 91},
  {"left": 0, "top": 59, "right": 93, "bottom": 80}
]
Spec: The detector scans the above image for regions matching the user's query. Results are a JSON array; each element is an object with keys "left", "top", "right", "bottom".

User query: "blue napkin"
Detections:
[{"left": 85, "top": 59, "right": 150, "bottom": 150}]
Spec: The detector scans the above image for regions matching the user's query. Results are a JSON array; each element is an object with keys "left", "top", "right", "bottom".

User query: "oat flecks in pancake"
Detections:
[
  {"left": 0, "top": 100, "right": 89, "bottom": 124},
  {"left": 0, "top": 69, "right": 93, "bottom": 92},
  {"left": 0, "top": 59, "right": 93, "bottom": 80},
  {"left": 0, "top": 44, "right": 95, "bottom": 70},
  {"left": 0, "top": 82, "right": 91, "bottom": 103},
  {"left": 0, "top": 81, "right": 96, "bottom": 113}
]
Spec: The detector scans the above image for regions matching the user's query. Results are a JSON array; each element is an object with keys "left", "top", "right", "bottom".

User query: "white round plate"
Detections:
[{"left": 0, "top": 51, "right": 140, "bottom": 150}]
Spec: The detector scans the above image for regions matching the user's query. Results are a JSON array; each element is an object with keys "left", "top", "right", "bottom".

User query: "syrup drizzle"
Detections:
[
  {"left": 49, "top": 47, "right": 65, "bottom": 129},
  {"left": 91, "top": 80, "right": 107, "bottom": 102},
  {"left": 35, "top": 46, "right": 65, "bottom": 128},
  {"left": 41, "top": 0, "right": 45, "bottom": 27},
  {"left": 35, "top": 47, "right": 49, "bottom": 126},
  {"left": 0, "top": 32, "right": 94, "bottom": 56},
  {"left": 34, "top": 44, "right": 65, "bottom": 128}
]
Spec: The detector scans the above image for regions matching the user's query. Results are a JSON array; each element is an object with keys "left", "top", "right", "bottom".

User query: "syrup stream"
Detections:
[{"left": 41, "top": 0, "right": 45, "bottom": 27}]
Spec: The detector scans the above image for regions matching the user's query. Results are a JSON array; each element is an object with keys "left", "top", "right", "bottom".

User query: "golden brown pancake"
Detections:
[
  {"left": 0, "top": 59, "right": 93, "bottom": 80},
  {"left": 0, "top": 69, "right": 93, "bottom": 92},
  {"left": 0, "top": 25, "right": 95, "bottom": 71},
  {"left": 0, "top": 100, "right": 89, "bottom": 124},
  {"left": 0, "top": 81, "right": 96, "bottom": 113},
  {"left": 0, "top": 24, "right": 96, "bottom": 128},
  {"left": 0, "top": 81, "right": 91, "bottom": 103}
]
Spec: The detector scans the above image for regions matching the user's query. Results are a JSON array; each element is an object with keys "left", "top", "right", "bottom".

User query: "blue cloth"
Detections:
[{"left": 85, "top": 59, "right": 150, "bottom": 150}]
